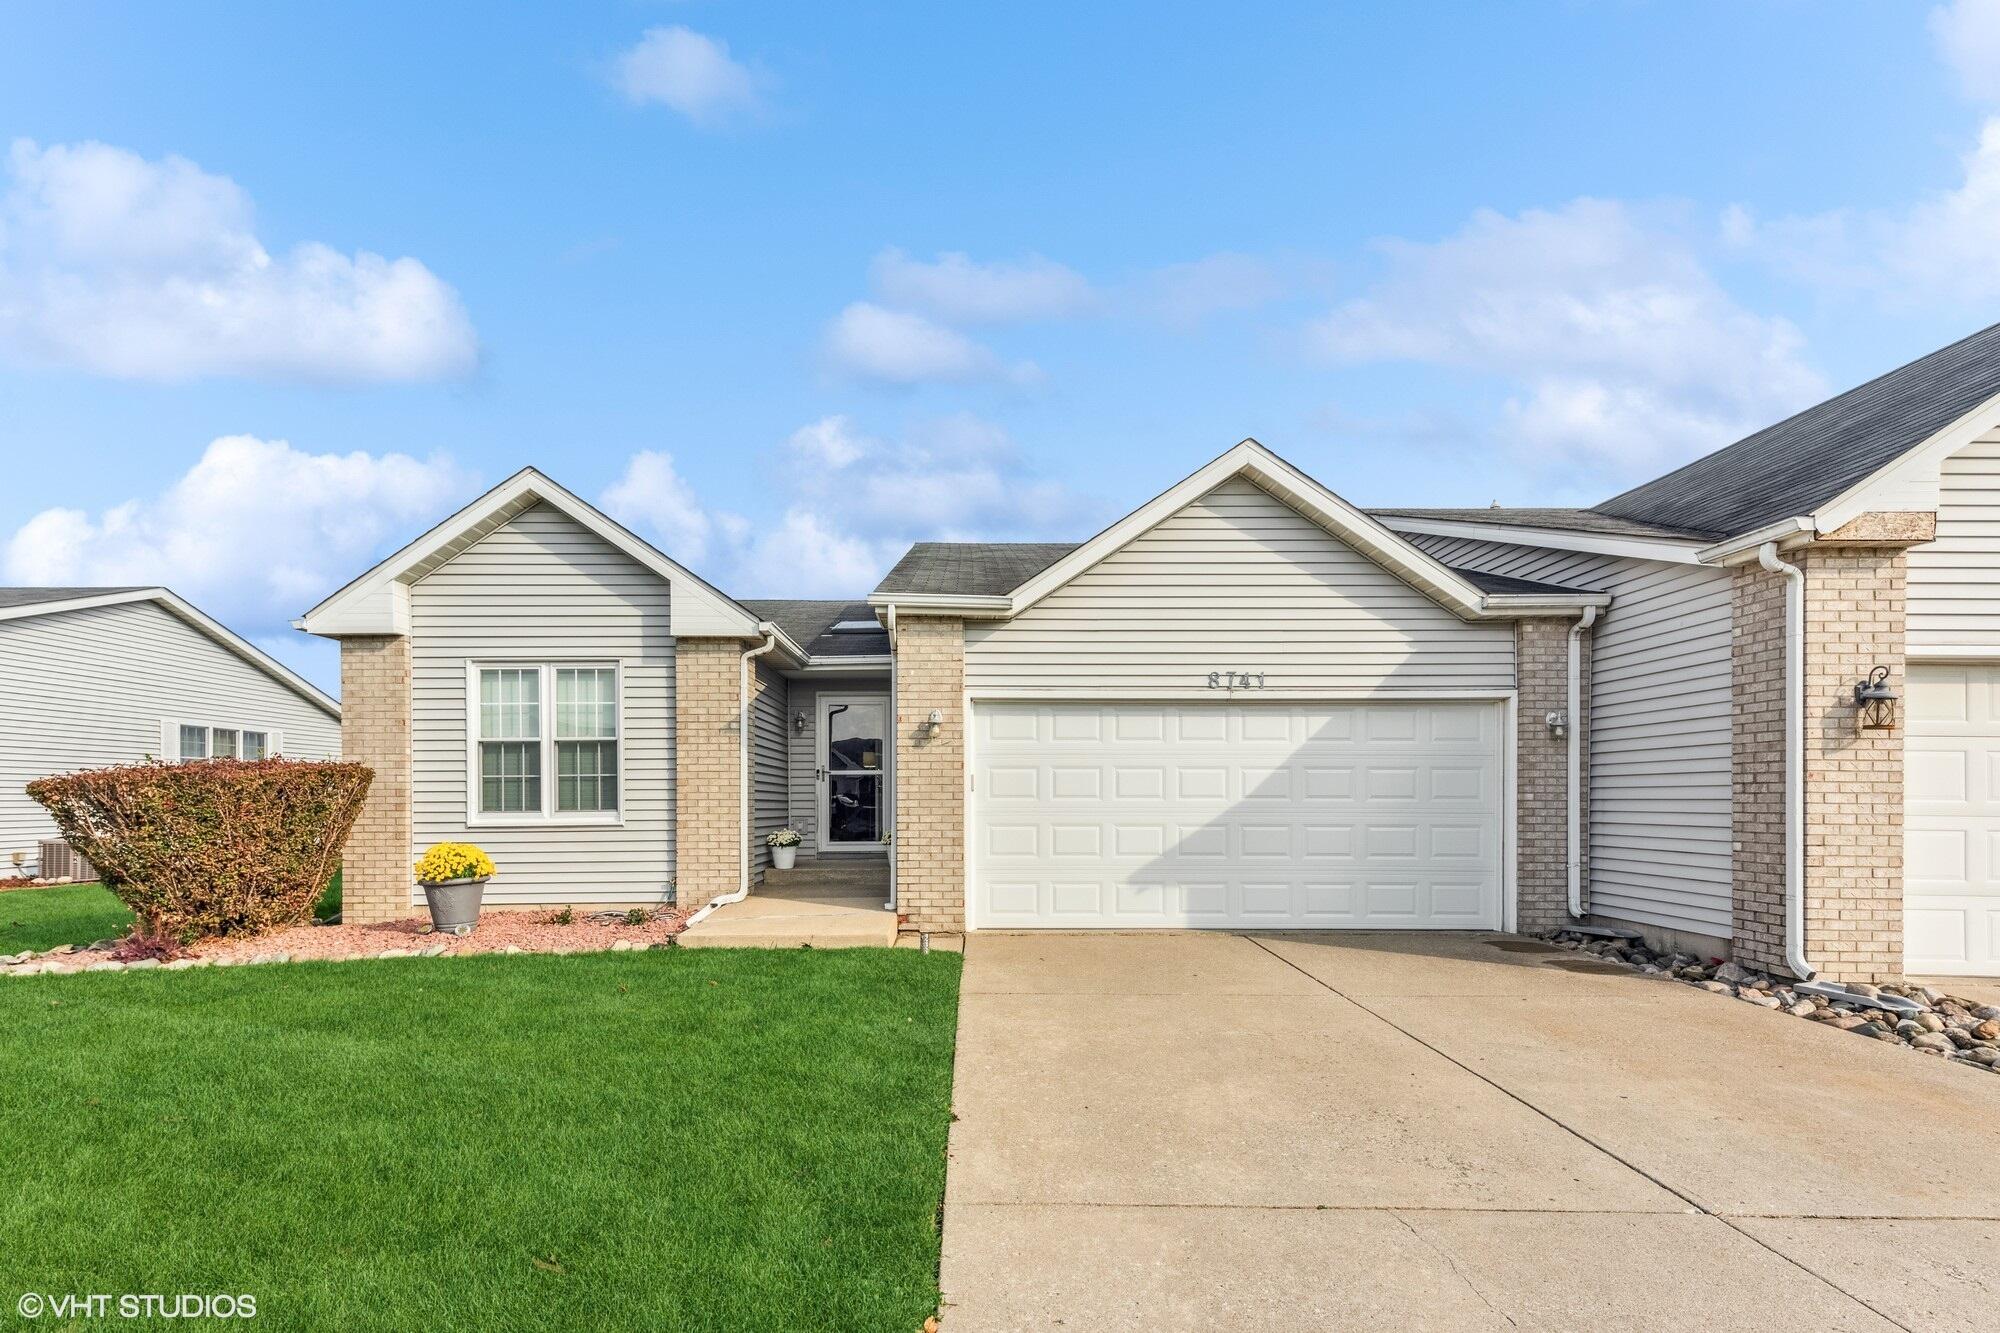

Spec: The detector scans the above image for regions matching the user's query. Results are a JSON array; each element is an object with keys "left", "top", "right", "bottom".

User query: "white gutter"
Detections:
[
  {"left": 682, "top": 625, "right": 780, "bottom": 929},
  {"left": 1756, "top": 544, "right": 1815, "bottom": 981},
  {"left": 883, "top": 602, "right": 898, "bottom": 914},
  {"left": 1698, "top": 516, "right": 1813, "bottom": 566},
  {"left": 1566, "top": 604, "right": 1600, "bottom": 921}
]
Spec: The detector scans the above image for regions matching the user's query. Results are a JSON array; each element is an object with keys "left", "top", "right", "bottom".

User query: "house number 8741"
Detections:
[{"left": 1208, "top": 671, "right": 1268, "bottom": 689}]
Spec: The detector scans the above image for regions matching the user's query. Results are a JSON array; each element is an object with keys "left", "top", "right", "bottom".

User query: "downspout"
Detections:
[
  {"left": 682, "top": 626, "right": 780, "bottom": 929},
  {"left": 883, "top": 602, "right": 897, "bottom": 913},
  {"left": 1566, "top": 604, "right": 1599, "bottom": 921},
  {"left": 1756, "top": 544, "right": 1815, "bottom": 981}
]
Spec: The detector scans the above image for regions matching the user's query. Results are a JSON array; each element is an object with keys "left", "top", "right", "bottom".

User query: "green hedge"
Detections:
[{"left": 28, "top": 759, "right": 372, "bottom": 941}]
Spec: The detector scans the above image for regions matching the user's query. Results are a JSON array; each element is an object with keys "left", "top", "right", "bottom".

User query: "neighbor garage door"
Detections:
[
  {"left": 971, "top": 700, "right": 1504, "bottom": 930},
  {"left": 1906, "top": 664, "right": 2000, "bottom": 975}
]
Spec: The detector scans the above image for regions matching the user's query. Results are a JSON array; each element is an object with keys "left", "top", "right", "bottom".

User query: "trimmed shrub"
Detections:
[{"left": 27, "top": 758, "right": 373, "bottom": 941}]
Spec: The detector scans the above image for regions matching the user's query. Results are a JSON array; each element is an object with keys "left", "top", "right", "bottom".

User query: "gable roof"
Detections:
[
  {"left": 738, "top": 600, "right": 888, "bottom": 659},
  {"left": 869, "top": 440, "right": 1606, "bottom": 618},
  {"left": 300, "top": 467, "right": 765, "bottom": 641},
  {"left": 0, "top": 587, "right": 339, "bottom": 717},
  {"left": 1593, "top": 319, "right": 2000, "bottom": 538}
]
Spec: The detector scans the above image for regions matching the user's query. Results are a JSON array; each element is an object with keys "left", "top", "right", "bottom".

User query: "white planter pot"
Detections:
[{"left": 771, "top": 845, "right": 798, "bottom": 871}]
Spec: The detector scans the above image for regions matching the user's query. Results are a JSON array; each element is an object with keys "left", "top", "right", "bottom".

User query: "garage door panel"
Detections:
[
  {"left": 972, "top": 701, "right": 1502, "bottom": 930},
  {"left": 1905, "top": 665, "right": 2000, "bottom": 974}
]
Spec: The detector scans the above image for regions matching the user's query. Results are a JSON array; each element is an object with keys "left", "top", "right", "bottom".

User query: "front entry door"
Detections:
[{"left": 819, "top": 694, "right": 888, "bottom": 853}]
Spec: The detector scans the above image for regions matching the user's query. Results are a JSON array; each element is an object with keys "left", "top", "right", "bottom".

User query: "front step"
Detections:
[{"left": 677, "top": 893, "right": 898, "bottom": 950}]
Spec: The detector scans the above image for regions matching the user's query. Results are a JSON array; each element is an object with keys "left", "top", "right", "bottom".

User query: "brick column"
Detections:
[
  {"left": 1732, "top": 567, "right": 1788, "bottom": 973},
  {"left": 340, "top": 635, "right": 412, "bottom": 924},
  {"left": 893, "top": 617, "right": 965, "bottom": 933},
  {"left": 1734, "top": 541, "right": 1912, "bottom": 982},
  {"left": 1514, "top": 617, "right": 1576, "bottom": 933},
  {"left": 1801, "top": 545, "right": 1907, "bottom": 982},
  {"left": 674, "top": 637, "right": 748, "bottom": 912}
]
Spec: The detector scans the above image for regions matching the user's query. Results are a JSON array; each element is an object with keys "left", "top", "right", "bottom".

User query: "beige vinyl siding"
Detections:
[
  {"left": 409, "top": 503, "right": 673, "bottom": 907},
  {"left": 751, "top": 660, "right": 788, "bottom": 878},
  {"left": 0, "top": 599, "right": 339, "bottom": 874},
  {"left": 966, "top": 477, "right": 1514, "bottom": 693},
  {"left": 1411, "top": 533, "right": 1734, "bottom": 938},
  {"left": 1908, "top": 432, "right": 2000, "bottom": 653}
]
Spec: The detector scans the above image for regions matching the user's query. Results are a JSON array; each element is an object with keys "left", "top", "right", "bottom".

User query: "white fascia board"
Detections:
[
  {"left": 300, "top": 467, "right": 762, "bottom": 640},
  {"left": 1696, "top": 517, "right": 1814, "bottom": 566},
  {"left": 1375, "top": 516, "right": 1709, "bottom": 565},
  {"left": 1483, "top": 592, "right": 1612, "bottom": 614},
  {"left": 790, "top": 656, "right": 894, "bottom": 675},
  {"left": 5, "top": 588, "right": 339, "bottom": 718},
  {"left": 1811, "top": 391, "right": 2000, "bottom": 535},
  {"left": 865, "top": 593, "right": 1013, "bottom": 617},
  {"left": 1006, "top": 439, "right": 1493, "bottom": 621}
]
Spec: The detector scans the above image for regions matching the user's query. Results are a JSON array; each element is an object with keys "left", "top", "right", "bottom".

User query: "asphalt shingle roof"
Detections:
[
  {"left": 0, "top": 586, "right": 148, "bottom": 610},
  {"left": 1448, "top": 568, "right": 1588, "bottom": 597},
  {"left": 871, "top": 542, "right": 1079, "bottom": 597},
  {"left": 738, "top": 599, "right": 888, "bottom": 658},
  {"left": 1369, "top": 508, "right": 1711, "bottom": 540},
  {"left": 1592, "top": 319, "right": 2000, "bottom": 538}
]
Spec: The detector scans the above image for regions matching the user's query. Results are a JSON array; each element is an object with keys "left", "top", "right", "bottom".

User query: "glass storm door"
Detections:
[{"left": 820, "top": 695, "right": 886, "bottom": 850}]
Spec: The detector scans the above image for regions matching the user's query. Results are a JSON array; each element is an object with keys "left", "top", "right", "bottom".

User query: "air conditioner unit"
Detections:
[{"left": 37, "top": 839, "right": 94, "bottom": 883}]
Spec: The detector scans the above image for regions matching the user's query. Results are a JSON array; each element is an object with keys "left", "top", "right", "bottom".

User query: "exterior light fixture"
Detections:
[
  {"left": 1854, "top": 666, "right": 1900, "bottom": 731},
  {"left": 793, "top": 711, "right": 808, "bottom": 733},
  {"left": 1545, "top": 710, "right": 1569, "bottom": 739},
  {"left": 924, "top": 709, "right": 943, "bottom": 737}
]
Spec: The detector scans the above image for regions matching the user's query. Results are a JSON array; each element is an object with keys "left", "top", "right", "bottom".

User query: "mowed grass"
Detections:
[
  {"left": 0, "top": 873, "right": 345, "bottom": 955},
  {"left": 0, "top": 883, "right": 130, "bottom": 953},
  {"left": 0, "top": 948, "right": 963, "bottom": 1331}
]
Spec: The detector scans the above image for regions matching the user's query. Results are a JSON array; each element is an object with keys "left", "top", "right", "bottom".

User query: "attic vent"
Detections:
[{"left": 829, "top": 620, "right": 879, "bottom": 632}]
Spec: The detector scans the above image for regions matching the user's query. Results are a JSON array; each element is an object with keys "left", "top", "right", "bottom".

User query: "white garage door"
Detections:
[
  {"left": 1906, "top": 664, "right": 2000, "bottom": 975},
  {"left": 971, "top": 700, "right": 1504, "bottom": 930}
]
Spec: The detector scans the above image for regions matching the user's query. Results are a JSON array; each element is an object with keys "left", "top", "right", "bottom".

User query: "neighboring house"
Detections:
[
  {"left": 306, "top": 320, "right": 2000, "bottom": 981},
  {"left": 1, "top": 587, "right": 342, "bottom": 875}
]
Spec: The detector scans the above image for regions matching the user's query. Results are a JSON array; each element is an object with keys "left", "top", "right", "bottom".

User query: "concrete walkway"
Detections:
[
  {"left": 675, "top": 859, "right": 897, "bottom": 949},
  {"left": 941, "top": 932, "right": 2000, "bottom": 1331}
]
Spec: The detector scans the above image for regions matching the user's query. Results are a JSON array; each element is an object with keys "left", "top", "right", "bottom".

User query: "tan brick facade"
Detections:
[
  {"left": 1732, "top": 566, "right": 1788, "bottom": 972},
  {"left": 339, "top": 635, "right": 413, "bottom": 924},
  {"left": 1733, "top": 545, "right": 1910, "bottom": 982},
  {"left": 892, "top": 617, "right": 965, "bottom": 933},
  {"left": 1514, "top": 617, "right": 1578, "bottom": 934},
  {"left": 1801, "top": 546, "right": 1907, "bottom": 982},
  {"left": 674, "top": 637, "right": 748, "bottom": 912}
]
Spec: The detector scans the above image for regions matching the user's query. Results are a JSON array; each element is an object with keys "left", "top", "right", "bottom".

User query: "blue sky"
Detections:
[{"left": 4, "top": 1, "right": 2000, "bottom": 693}]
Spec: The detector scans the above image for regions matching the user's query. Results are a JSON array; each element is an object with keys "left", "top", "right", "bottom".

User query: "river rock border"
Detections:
[{"left": 1543, "top": 928, "right": 2000, "bottom": 1074}]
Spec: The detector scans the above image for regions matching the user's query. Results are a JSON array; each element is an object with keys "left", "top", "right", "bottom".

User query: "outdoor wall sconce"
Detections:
[
  {"left": 924, "top": 709, "right": 943, "bottom": 737},
  {"left": 1854, "top": 666, "right": 1900, "bottom": 731},
  {"left": 793, "top": 711, "right": 808, "bottom": 733},
  {"left": 1545, "top": 710, "right": 1569, "bottom": 739}
]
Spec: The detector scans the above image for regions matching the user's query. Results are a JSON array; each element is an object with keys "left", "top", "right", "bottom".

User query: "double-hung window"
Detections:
[
  {"left": 474, "top": 664, "right": 620, "bottom": 821},
  {"left": 174, "top": 723, "right": 271, "bottom": 760}
]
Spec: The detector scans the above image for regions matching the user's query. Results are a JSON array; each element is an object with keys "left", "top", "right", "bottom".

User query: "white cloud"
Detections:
[
  {"left": 869, "top": 249, "right": 1094, "bottom": 324},
  {"left": 610, "top": 26, "right": 764, "bottom": 124},
  {"left": 602, "top": 413, "right": 1087, "bottom": 597},
  {"left": 1307, "top": 198, "right": 1824, "bottom": 480},
  {"left": 3, "top": 435, "right": 469, "bottom": 634},
  {"left": 599, "top": 450, "right": 714, "bottom": 566},
  {"left": 0, "top": 140, "right": 477, "bottom": 382},
  {"left": 1139, "top": 252, "right": 1295, "bottom": 330},
  {"left": 1932, "top": 0, "right": 2000, "bottom": 103},
  {"left": 1731, "top": 116, "right": 2000, "bottom": 304},
  {"left": 822, "top": 301, "right": 1040, "bottom": 386}
]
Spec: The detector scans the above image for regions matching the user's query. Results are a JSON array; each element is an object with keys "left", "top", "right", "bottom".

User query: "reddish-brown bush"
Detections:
[{"left": 27, "top": 758, "right": 373, "bottom": 941}]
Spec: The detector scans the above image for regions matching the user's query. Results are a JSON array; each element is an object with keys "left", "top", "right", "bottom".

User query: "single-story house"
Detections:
[
  {"left": 304, "top": 320, "right": 2000, "bottom": 982},
  {"left": 2, "top": 586, "right": 342, "bottom": 875}
]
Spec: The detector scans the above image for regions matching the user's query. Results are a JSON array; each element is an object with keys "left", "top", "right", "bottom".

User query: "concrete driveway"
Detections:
[{"left": 940, "top": 932, "right": 2000, "bottom": 1331}]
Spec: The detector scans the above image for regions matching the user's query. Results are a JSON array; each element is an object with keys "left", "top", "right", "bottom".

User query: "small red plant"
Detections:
[{"left": 109, "top": 931, "right": 187, "bottom": 963}]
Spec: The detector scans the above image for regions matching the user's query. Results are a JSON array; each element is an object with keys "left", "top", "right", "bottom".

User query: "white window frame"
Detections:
[
  {"left": 464, "top": 660, "right": 624, "bottom": 828},
  {"left": 161, "top": 720, "right": 282, "bottom": 761}
]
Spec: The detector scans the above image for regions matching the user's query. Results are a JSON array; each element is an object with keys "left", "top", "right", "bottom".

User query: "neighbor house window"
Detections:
[
  {"left": 474, "top": 664, "right": 620, "bottom": 820},
  {"left": 175, "top": 723, "right": 272, "bottom": 761}
]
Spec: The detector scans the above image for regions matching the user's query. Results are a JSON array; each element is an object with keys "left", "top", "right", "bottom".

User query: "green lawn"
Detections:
[
  {"left": 0, "top": 948, "right": 962, "bottom": 1330},
  {"left": 0, "top": 872, "right": 344, "bottom": 955},
  {"left": 0, "top": 882, "right": 131, "bottom": 953}
]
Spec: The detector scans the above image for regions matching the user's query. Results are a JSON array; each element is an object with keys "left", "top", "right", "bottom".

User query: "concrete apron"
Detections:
[{"left": 941, "top": 931, "right": 2000, "bottom": 1332}]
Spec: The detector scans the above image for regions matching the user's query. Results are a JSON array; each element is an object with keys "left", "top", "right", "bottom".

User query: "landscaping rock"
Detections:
[
  {"left": 86, "top": 961, "right": 124, "bottom": 972},
  {"left": 1714, "top": 961, "right": 1751, "bottom": 986},
  {"left": 610, "top": 939, "right": 635, "bottom": 952},
  {"left": 1911, "top": 1033, "right": 1954, "bottom": 1053},
  {"left": 1916, "top": 1011, "right": 1947, "bottom": 1033},
  {"left": 1787, "top": 999, "right": 1818, "bottom": 1017},
  {"left": 419, "top": 943, "right": 447, "bottom": 957},
  {"left": 124, "top": 958, "right": 160, "bottom": 970},
  {"left": 1974, "top": 1019, "right": 2000, "bottom": 1042},
  {"left": 1845, "top": 982, "right": 1881, "bottom": 1000}
]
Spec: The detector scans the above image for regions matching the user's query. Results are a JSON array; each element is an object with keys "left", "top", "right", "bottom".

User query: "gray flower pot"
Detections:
[{"left": 421, "top": 876, "right": 489, "bottom": 935}]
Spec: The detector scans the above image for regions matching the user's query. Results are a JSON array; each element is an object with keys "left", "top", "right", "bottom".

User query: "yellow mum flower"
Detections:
[{"left": 414, "top": 842, "right": 496, "bottom": 884}]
